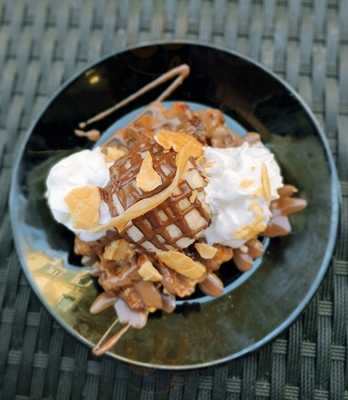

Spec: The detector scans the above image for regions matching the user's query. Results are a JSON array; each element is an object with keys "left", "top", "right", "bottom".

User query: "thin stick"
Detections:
[
  {"left": 92, "top": 318, "right": 119, "bottom": 354},
  {"left": 93, "top": 323, "right": 131, "bottom": 356},
  {"left": 78, "top": 64, "right": 190, "bottom": 129}
]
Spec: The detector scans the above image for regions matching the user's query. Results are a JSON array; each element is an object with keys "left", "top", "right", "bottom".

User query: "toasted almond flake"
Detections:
[
  {"left": 261, "top": 163, "right": 272, "bottom": 203},
  {"left": 103, "top": 239, "right": 135, "bottom": 261},
  {"left": 65, "top": 186, "right": 100, "bottom": 229},
  {"left": 90, "top": 143, "right": 193, "bottom": 233},
  {"left": 136, "top": 151, "right": 162, "bottom": 192},
  {"left": 155, "top": 129, "right": 203, "bottom": 158},
  {"left": 156, "top": 250, "right": 206, "bottom": 279},
  {"left": 189, "top": 190, "right": 198, "bottom": 203},
  {"left": 105, "top": 147, "right": 126, "bottom": 162},
  {"left": 138, "top": 260, "right": 162, "bottom": 282},
  {"left": 195, "top": 243, "right": 218, "bottom": 259},
  {"left": 240, "top": 179, "right": 254, "bottom": 189}
]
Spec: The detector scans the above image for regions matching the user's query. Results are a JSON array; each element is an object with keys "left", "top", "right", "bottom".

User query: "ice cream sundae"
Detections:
[{"left": 46, "top": 66, "right": 307, "bottom": 355}]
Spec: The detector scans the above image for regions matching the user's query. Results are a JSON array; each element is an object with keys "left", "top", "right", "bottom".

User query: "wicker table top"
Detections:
[{"left": 0, "top": 1, "right": 347, "bottom": 399}]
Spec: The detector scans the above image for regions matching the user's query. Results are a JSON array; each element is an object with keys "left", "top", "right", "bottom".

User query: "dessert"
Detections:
[{"left": 46, "top": 65, "right": 307, "bottom": 355}]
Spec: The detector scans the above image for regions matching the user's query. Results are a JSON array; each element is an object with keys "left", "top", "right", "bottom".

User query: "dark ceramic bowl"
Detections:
[{"left": 10, "top": 42, "right": 339, "bottom": 369}]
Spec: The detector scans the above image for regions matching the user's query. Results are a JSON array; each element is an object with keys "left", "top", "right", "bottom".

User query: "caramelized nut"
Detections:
[
  {"left": 264, "top": 215, "right": 291, "bottom": 237},
  {"left": 134, "top": 281, "right": 163, "bottom": 309},
  {"left": 199, "top": 273, "right": 224, "bottom": 297},
  {"left": 277, "top": 185, "right": 298, "bottom": 198},
  {"left": 161, "top": 293, "right": 176, "bottom": 313},
  {"left": 90, "top": 292, "right": 117, "bottom": 314},
  {"left": 246, "top": 239, "right": 264, "bottom": 259},
  {"left": 205, "top": 245, "right": 234, "bottom": 271},
  {"left": 272, "top": 197, "right": 307, "bottom": 216},
  {"left": 234, "top": 250, "right": 253, "bottom": 271}
]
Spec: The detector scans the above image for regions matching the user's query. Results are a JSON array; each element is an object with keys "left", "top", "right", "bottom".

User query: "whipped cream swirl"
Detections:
[
  {"left": 203, "top": 142, "right": 283, "bottom": 248},
  {"left": 46, "top": 148, "right": 111, "bottom": 241}
]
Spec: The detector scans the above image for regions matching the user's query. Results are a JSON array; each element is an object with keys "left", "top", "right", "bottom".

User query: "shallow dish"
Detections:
[{"left": 10, "top": 42, "right": 339, "bottom": 369}]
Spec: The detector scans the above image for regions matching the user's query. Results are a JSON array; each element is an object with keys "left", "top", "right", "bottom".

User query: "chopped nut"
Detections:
[
  {"left": 136, "top": 151, "right": 162, "bottom": 192},
  {"left": 138, "top": 255, "right": 162, "bottom": 282},
  {"left": 156, "top": 250, "right": 206, "bottom": 279},
  {"left": 65, "top": 186, "right": 101, "bottom": 229},
  {"left": 103, "top": 239, "right": 134, "bottom": 261},
  {"left": 105, "top": 146, "right": 126, "bottom": 162},
  {"left": 155, "top": 129, "right": 203, "bottom": 158},
  {"left": 195, "top": 242, "right": 218, "bottom": 259}
]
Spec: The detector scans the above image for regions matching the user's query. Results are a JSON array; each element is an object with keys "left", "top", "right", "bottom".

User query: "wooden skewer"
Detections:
[
  {"left": 78, "top": 64, "right": 189, "bottom": 129},
  {"left": 93, "top": 320, "right": 131, "bottom": 356},
  {"left": 92, "top": 318, "right": 119, "bottom": 354}
]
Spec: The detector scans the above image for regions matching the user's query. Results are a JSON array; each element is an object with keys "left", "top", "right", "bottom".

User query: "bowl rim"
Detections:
[{"left": 9, "top": 40, "right": 340, "bottom": 370}]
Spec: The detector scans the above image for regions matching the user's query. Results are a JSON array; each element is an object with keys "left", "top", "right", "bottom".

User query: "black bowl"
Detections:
[{"left": 10, "top": 41, "right": 339, "bottom": 369}]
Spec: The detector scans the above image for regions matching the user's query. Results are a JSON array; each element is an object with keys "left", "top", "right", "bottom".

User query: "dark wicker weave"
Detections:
[{"left": 0, "top": 1, "right": 346, "bottom": 399}]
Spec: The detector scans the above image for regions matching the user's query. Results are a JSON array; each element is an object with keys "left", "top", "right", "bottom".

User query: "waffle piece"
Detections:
[{"left": 101, "top": 137, "right": 211, "bottom": 252}]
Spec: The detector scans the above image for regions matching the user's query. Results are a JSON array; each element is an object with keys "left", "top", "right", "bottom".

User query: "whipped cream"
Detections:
[
  {"left": 203, "top": 142, "right": 283, "bottom": 248},
  {"left": 46, "top": 148, "right": 111, "bottom": 241}
]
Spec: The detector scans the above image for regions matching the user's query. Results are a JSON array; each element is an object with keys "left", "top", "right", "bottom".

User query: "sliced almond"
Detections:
[
  {"left": 138, "top": 255, "right": 162, "bottom": 282},
  {"left": 195, "top": 243, "right": 218, "bottom": 259},
  {"left": 105, "top": 146, "right": 126, "bottom": 162},
  {"left": 261, "top": 163, "right": 272, "bottom": 203},
  {"left": 103, "top": 239, "right": 134, "bottom": 261},
  {"left": 65, "top": 186, "right": 100, "bottom": 229},
  {"left": 91, "top": 143, "right": 193, "bottom": 233},
  {"left": 136, "top": 151, "right": 162, "bottom": 192},
  {"left": 155, "top": 129, "right": 203, "bottom": 158},
  {"left": 156, "top": 250, "right": 206, "bottom": 279}
]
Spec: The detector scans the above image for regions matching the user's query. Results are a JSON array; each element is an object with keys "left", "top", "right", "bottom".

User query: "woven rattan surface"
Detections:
[{"left": 0, "top": 0, "right": 347, "bottom": 399}]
